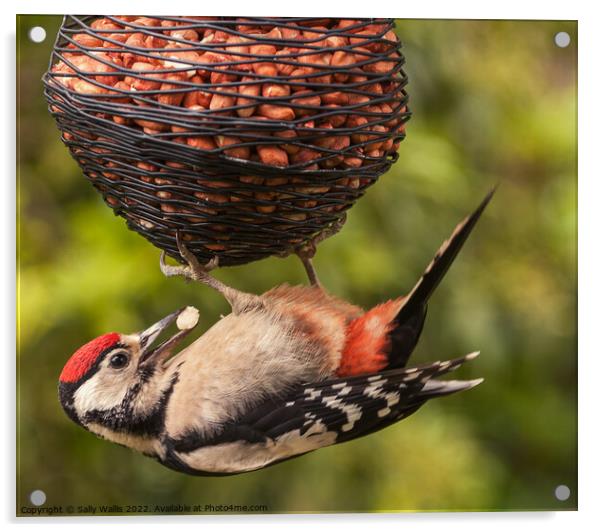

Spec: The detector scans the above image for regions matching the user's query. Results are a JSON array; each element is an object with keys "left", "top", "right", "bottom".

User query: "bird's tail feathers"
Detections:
[{"left": 395, "top": 187, "right": 495, "bottom": 325}]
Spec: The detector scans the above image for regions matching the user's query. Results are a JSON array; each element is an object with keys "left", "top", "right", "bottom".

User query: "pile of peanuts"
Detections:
[{"left": 46, "top": 16, "right": 408, "bottom": 263}]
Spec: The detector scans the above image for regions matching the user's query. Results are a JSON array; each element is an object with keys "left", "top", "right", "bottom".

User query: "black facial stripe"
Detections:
[
  {"left": 58, "top": 381, "right": 83, "bottom": 426},
  {"left": 82, "top": 371, "right": 179, "bottom": 437}
]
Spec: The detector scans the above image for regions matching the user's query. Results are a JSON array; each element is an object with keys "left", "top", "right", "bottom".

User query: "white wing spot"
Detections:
[
  {"left": 365, "top": 384, "right": 401, "bottom": 413},
  {"left": 305, "top": 388, "right": 322, "bottom": 400},
  {"left": 322, "top": 394, "right": 362, "bottom": 432}
]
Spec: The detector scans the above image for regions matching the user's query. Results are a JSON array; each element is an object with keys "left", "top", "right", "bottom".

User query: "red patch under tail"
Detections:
[{"left": 337, "top": 299, "right": 404, "bottom": 377}]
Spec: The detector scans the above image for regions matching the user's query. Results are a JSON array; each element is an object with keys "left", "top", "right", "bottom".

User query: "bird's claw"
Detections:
[
  {"left": 160, "top": 232, "right": 220, "bottom": 282},
  {"left": 295, "top": 214, "right": 347, "bottom": 287}
]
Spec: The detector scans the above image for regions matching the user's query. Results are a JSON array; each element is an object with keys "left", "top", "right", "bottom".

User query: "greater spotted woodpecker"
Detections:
[{"left": 58, "top": 190, "right": 493, "bottom": 475}]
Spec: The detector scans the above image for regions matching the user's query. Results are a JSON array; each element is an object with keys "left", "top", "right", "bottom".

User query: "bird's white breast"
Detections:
[{"left": 163, "top": 306, "right": 336, "bottom": 440}]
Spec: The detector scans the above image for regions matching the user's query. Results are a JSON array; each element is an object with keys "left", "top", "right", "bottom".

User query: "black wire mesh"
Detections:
[{"left": 43, "top": 16, "right": 410, "bottom": 266}]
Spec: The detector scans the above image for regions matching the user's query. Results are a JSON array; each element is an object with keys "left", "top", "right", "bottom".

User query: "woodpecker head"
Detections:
[{"left": 58, "top": 307, "right": 198, "bottom": 450}]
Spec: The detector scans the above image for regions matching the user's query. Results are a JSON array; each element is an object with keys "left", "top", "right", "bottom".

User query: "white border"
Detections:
[{"left": 3, "top": 1, "right": 599, "bottom": 530}]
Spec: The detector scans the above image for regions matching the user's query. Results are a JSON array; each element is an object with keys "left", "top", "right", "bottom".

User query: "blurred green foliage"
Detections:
[{"left": 17, "top": 16, "right": 576, "bottom": 513}]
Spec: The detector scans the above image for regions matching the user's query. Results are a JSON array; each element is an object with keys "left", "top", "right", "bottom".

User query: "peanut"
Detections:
[
  {"left": 209, "top": 89, "right": 236, "bottom": 112},
  {"left": 168, "top": 28, "right": 199, "bottom": 43},
  {"left": 362, "top": 57, "right": 396, "bottom": 74},
  {"left": 336, "top": 19, "right": 361, "bottom": 31},
  {"left": 194, "top": 190, "right": 229, "bottom": 204},
  {"left": 347, "top": 115, "right": 369, "bottom": 144},
  {"left": 216, "top": 136, "right": 251, "bottom": 160},
  {"left": 105, "top": 32, "right": 128, "bottom": 46},
  {"left": 126, "top": 62, "right": 161, "bottom": 91},
  {"left": 330, "top": 50, "right": 357, "bottom": 82},
  {"left": 73, "top": 33, "right": 103, "bottom": 48},
  {"left": 282, "top": 212, "right": 307, "bottom": 222},
  {"left": 236, "top": 77, "right": 261, "bottom": 117},
  {"left": 250, "top": 44, "right": 277, "bottom": 77},
  {"left": 257, "top": 145, "right": 289, "bottom": 167},
  {"left": 145, "top": 34, "right": 168, "bottom": 49},
  {"left": 275, "top": 49, "right": 296, "bottom": 75},
  {"left": 365, "top": 124, "right": 387, "bottom": 151},
  {"left": 322, "top": 91, "right": 349, "bottom": 106},
  {"left": 274, "top": 130, "right": 300, "bottom": 155},
  {"left": 183, "top": 77, "right": 213, "bottom": 108},
  {"left": 90, "top": 18, "right": 123, "bottom": 32},
  {"left": 262, "top": 83, "right": 291, "bottom": 99},
  {"left": 158, "top": 82, "right": 185, "bottom": 106},
  {"left": 239, "top": 175, "right": 264, "bottom": 185},
  {"left": 291, "top": 148, "right": 320, "bottom": 165},
  {"left": 265, "top": 177, "right": 288, "bottom": 186},
  {"left": 343, "top": 154, "right": 363, "bottom": 168},
  {"left": 291, "top": 91, "right": 321, "bottom": 117},
  {"left": 210, "top": 68, "right": 237, "bottom": 84},
  {"left": 72, "top": 78, "right": 108, "bottom": 95},
  {"left": 322, "top": 105, "right": 346, "bottom": 128},
  {"left": 186, "top": 136, "right": 216, "bottom": 150},
  {"left": 255, "top": 191, "right": 277, "bottom": 213},
  {"left": 258, "top": 104, "right": 295, "bottom": 121},
  {"left": 123, "top": 38, "right": 160, "bottom": 67},
  {"left": 132, "top": 17, "right": 160, "bottom": 28},
  {"left": 162, "top": 50, "right": 201, "bottom": 78}
]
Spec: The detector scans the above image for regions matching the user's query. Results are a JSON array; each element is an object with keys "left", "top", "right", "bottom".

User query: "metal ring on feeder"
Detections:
[{"left": 43, "top": 16, "right": 410, "bottom": 266}]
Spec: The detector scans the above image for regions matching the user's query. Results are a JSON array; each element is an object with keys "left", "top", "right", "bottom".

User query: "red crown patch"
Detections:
[{"left": 59, "top": 332, "right": 120, "bottom": 383}]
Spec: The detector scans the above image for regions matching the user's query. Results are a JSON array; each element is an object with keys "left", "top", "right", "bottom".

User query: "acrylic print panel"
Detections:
[{"left": 17, "top": 15, "right": 577, "bottom": 515}]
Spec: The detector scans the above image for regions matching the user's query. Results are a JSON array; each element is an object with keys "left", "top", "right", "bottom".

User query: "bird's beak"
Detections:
[{"left": 138, "top": 308, "right": 198, "bottom": 368}]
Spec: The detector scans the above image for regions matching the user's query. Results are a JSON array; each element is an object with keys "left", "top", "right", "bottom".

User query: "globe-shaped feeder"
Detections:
[{"left": 43, "top": 16, "right": 410, "bottom": 266}]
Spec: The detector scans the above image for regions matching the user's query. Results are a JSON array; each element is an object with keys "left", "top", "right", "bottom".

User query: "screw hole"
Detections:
[
  {"left": 554, "top": 31, "right": 571, "bottom": 48},
  {"left": 29, "top": 490, "right": 46, "bottom": 506},
  {"left": 555, "top": 484, "right": 571, "bottom": 501},
  {"left": 28, "top": 26, "right": 46, "bottom": 44}
]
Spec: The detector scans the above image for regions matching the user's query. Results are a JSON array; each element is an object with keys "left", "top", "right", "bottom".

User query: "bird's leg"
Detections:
[
  {"left": 295, "top": 213, "right": 347, "bottom": 287},
  {"left": 160, "top": 233, "right": 261, "bottom": 314},
  {"left": 296, "top": 244, "right": 321, "bottom": 288}
]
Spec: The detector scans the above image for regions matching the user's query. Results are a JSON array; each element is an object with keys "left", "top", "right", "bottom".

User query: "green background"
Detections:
[{"left": 17, "top": 16, "right": 577, "bottom": 513}]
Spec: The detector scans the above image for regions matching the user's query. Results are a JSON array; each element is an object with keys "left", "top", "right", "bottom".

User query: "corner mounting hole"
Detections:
[
  {"left": 30, "top": 490, "right": 46, "bottom": 506},
  {"left": 554, "top": 31, "right": 571, "bottom": 48},
  {"left": 555, "top": 484, "right": 571, "bottom": 501},
  {"left": 28, "top": 26, "right": 46, "bottom": 43}
]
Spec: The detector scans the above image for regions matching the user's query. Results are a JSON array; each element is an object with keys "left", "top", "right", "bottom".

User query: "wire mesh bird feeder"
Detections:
[{"left": 43, "top": 16, "right": 410, "bottom": 266}]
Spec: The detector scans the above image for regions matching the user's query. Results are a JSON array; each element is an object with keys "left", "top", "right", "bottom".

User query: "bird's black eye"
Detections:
[{"left": 109, "top": 352, "right": 129, "bottom": 369}]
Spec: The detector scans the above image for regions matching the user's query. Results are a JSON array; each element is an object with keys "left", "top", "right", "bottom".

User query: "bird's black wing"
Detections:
[{"left": 170, "top": 353, "right": 482, "bottom": 458}]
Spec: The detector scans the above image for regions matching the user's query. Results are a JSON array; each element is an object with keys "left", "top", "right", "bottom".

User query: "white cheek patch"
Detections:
[{"left": 73, "top": 371, "right": 131, "bottom": 414}]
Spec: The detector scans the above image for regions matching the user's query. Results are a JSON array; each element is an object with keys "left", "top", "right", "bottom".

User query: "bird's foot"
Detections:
[
  {"left": 160, "top": 232, "right": 219, "bottom": 284},
  {"left": 160, "top": 232, "right": 261, "bottom": 315},
  {"left": 295, "top": 214, "right": 347, "bottom": 287}
]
